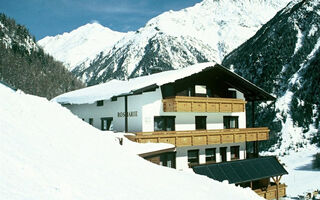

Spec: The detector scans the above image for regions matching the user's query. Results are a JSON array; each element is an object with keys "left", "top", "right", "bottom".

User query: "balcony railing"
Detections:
[
  {"left": 162, "top": 96, "right": 247, "bottom": 112},
  {"left": 126, "top": 127, "right": 269, "bottom": 147},
  {"left": 254, "top": 183, "right": 287, "bottom": 200}
]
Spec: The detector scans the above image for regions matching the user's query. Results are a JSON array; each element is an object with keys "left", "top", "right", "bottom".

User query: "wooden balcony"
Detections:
[
  {"left": 162, "top": 96, "right": 247, "bottom": 113},
  {"left": 126, "top": 127, "right": 269, "bottom": 147},
  {"left": 254, "top": 183, "right": 287, "bottom": 200}
]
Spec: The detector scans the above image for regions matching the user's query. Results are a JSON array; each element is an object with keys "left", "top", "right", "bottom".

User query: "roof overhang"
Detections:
[
  {"left": 139, "top": 147, "right": 176, "bottom": 158},
  {"left": 53, "top": 62, "right": 275, "bottom": 104},
  {"left": 163, "top": 64, "right": 275, "bottom": 101},
  {"left": 207, "top": 65, "right": 276, "bottom": 101}
]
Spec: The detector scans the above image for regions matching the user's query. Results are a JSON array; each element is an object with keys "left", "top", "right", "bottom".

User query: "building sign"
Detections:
[{"left": 117, "top": 111, "right": 138, "bottom": 117}]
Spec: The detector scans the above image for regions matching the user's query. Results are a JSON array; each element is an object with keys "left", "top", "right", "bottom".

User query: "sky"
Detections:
[{"left": 0, "top": 0, "right": 201, "bottom": 41}]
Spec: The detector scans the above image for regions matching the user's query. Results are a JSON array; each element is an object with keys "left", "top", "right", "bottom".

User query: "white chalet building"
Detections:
[{"left": 54, "top": 62, "right": 288, "bottom": 200}]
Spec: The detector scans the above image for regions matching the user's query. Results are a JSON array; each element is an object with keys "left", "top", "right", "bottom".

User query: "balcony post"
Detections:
[{"left": 251, "top": 101, "right": 259, "bottom": 157}]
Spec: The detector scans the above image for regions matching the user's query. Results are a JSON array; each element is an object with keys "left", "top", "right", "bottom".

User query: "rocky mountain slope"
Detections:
[
  {"left": 39, "top": 0, "right": 290, "bottom": 85},
  {"left": 0, "top": 13, "right": 84, "bottom": 99},
  {"left": 222, "top": 0, "right": 320, "bottom": 153},
  {"left": 38, "top": 23, "right": 126, "bottom": 71}
]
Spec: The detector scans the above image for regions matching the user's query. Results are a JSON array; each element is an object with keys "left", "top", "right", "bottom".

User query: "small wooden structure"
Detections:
[
  {"left": 139, "top": 147, "right": 176, "bottom": 168},
  {"left": 126, "top": 127, "right": 269, "bottom": 147},
  {"left": 254, "top": 181, "right": 286, "bottom": 200}
]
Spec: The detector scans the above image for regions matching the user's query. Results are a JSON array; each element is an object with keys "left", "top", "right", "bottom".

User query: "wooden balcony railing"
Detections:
[
  {"left": 126, "top": 127, "right": 269, "bottom": 147},
  {"left": 162, "top": 96, "right": 247, "bottom": 113},
  {"left": 254, "top": 183, "right": 287, "bottom": 200}
]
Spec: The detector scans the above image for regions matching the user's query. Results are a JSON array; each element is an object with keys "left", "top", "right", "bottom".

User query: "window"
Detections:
[
  {"left": 195, "top": 116, "right": 207, "bottom": 130},
  {"left": 160, "top": 152, "right": 176, "bottom": 168},
  {"left": 188, "top": 150, "right": 199, "bottom": 167},
  {"left": 231, "top": 146, "right": 240, "bottom": 160},
  {"left": 101, "top": 117, "right": 113, "bottom": 130},
  {"left": 89, "top": 118, "right": 93, "bottom": 125},
  {"left": 227, "top": 90, "right": 237, "bottom": 98},
  {"left": 97, "top": 100, "right": 104, "bottom": 106},
  {"left": 154, "top": 116, "right": 175, "bottom": 131},
  {"left": 223, "top": 116, "right": 239, "bottom": 129},
  {"left": 205, "top": 148, "right": 216, "bottom": 163},
  {"left": 220, "top": 147, "right": 227, "bottom": 162},
  {"left": 195, "top": 85, "right": 207, "bottom": 97}
]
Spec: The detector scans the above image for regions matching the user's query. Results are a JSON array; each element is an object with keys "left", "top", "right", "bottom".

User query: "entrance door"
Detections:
[
  {"left": 101, "top": 117, "right": 113, "bottom": 130},
  {"left": 220, "top": 147, "right": 227, "bottom": 162}
]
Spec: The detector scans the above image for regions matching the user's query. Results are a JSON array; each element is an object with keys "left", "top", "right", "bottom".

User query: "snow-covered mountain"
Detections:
[
  {"left": 0, "top": 13, "right": 84, "bottom": 99},
  {"left": 39, "top": 0, "right": 291, "bottom": 85},
  {"left": 0, "top": 83, "right": 264, "bottom": 200},
  {"left": 0, "top": 14, "right": 38, "bottom": 53},
  {"left": 222, "top": 0, "right": 320, "bottom": 154},
  {"left": 38, "top": 22, "right": 126, "bottom": 71}
]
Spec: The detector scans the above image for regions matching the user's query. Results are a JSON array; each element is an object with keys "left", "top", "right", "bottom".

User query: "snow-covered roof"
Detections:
[
  {"left": 52, "top": 62, "right": 217, "bottom": 104},
  {"left": 53, "top": 61, "right": 275, "bottom": 104}
]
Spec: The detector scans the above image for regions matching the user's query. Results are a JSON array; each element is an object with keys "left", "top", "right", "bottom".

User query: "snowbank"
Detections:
[{"left": 0, "top": 83, "right": 263, "bottom": 200}]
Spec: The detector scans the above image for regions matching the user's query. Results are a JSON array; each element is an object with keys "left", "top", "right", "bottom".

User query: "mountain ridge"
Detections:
[
  {"left": 38, "top": 22, "right": 126, "bottom": 71},
  {"left": 222, "top": 0, "right": 320, "bottom": 153},
  {"left": 0, "top": 13, "right": 84, "bottom": 99},
  {"left": 39, "top": 0, "right": 290, "bottom": 85}
]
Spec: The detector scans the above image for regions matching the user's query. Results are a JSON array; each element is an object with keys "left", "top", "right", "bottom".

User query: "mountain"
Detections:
[
  {"left": 0, "top": 13, "right": 84, "bottom": 99},
  {"left": 39, "top": 0, "right": 290, "bottom": 85},
  {"left": 222, "top": 0, "right": 320, "bottom": 153},
  {"left": 0, "top": 82, "right": 263, "bottom": 200},
  {"left": 38, "top": 23, "right": 126, "bottom": 71}
]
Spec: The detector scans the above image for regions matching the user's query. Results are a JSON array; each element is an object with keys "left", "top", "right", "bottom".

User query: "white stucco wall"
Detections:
[
  {"left": 64, "top": 88, "right": 163, "bottom": 133},
  {"left": 63, "top": 87, "right": 248, "bottom": 171},
  {"left": 63, "top": 88, "right": 246, "bottom": 134},
  {"left": 175, "top": 142, "right": 246, "bottom": 171}
]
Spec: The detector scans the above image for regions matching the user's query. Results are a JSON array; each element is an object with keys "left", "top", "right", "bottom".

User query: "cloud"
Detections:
[{"left": 90, "top": 20, "right": 100, "bottom": 24}]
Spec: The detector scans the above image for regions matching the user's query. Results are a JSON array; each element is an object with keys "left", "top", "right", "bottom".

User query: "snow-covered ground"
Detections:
[
  {"left": 261, "top": 144, "right": 320, "bottom": 199},
  {"left": 280, "top": 146, "right": 320, "bottom": 199},
  {"left": 0, "top": 83, "right": 263, "bottom": 200}
]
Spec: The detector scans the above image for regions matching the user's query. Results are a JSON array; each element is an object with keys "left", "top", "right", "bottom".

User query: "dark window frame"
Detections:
[
  {"left": 89, "top": 118, "right": 93, "bottom": 125},
  {"left": 97, "top": 100, "right": 104, "bottom": 106},
  {"left": 223, "top": 116, "right": 239, "bottom": 129},
  {"left": 195, "top": 116, "right": 207, "bottom": 130},
  {"left": 188, "top": 149, "right": 199, "bottom": 167},
  {"left": 220, "top": 147, "right": 227, "bottom": 162},
  {"left": 227, "top": 90, "right": 237, "bottom": 98},
  {"left": 160, "top": 152, "right": 176, "bottom": 168},
  {"left": 205, "top": 148, "right": 216, "bottom": 163},
  {"left": 231, "top": 146, "right": 240, "bottom": 160},
  {"left": 154, "top": 116, "right": 176, "bottom": 131}
]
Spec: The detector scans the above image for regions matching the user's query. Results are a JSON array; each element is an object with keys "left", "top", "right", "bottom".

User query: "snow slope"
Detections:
[
  {"left": 0, "top": 83, "right": 263, "bottom": 200},
  {"left": 280, "top": 146, "right": 320, "bottom": 198},
  {"left": 38, "top": 23, "right": 126, "bottom": 71}
]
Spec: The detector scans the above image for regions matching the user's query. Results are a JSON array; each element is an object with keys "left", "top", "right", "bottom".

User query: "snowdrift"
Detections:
[{"left": 0, "top": 84, "right": 263, "bottom": 200}]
